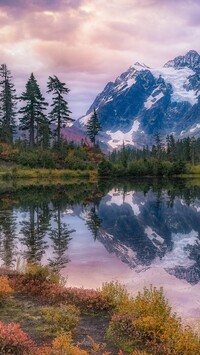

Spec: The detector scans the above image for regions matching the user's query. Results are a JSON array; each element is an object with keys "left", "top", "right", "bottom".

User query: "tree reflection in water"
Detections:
[
  {"left": 48, "top": 203, "right": 75, "bottom": 272},
  {"left": 1, "top": 179, "right": 200, "bottom": 284}
]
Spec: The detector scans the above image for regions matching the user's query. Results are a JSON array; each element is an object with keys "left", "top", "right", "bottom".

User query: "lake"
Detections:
[{"left": 1, "top": 179, "right": 200, "bottom": 323}]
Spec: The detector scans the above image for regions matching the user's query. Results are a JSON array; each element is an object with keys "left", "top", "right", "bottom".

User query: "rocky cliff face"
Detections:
[{"left": 75, "top": 50, "right": 200, "bottom": 149}]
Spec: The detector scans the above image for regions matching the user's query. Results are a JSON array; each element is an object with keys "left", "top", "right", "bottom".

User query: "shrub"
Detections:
[
  {"left": 107, "top": 286, "right": 200, "bottom": 354},
  {"left": 24, "top": 264, "right": 65, "bottom": 286},
  {"left": 41, "top": 304, "right": 80, "bottom": 334},
  {"left": 98, "top": 159, "right": 113, "bottom": 177},
  {"left": 0, "top": 276, "right": 14, "bottom": 306},
  {"left": 38, "top": 284, "right": 111, "bottom": 313},
  {"left": 63, "top": 288, "right": 111, "bottom": 313},
  {"left": 52, "top": 332, "right": 88, "bottom": 355},
  {"left": 101, "top": 281, "right": 129, "bottom": 310},
  {"left": 129, "top": 286, "right": 172, "bottom": 320},
  {"left": 107, "top": 286, "right": 175, "bottom": 350},
  {"left": 131, "top": 352, "right": 149, "bottom": 355},
  {"left": 34, "top": 345, "right": 52, "bottom": 355},
  {"left": 0, "top": 322, "right": 35, "bottom": 354}
]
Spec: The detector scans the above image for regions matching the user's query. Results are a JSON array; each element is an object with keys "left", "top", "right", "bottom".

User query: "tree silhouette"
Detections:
[
  {"left": 86, "top": 204, "right": 102, "bottom": 240},
  {"left": 86, "top": 108, "right": 101, "bottom": 146},
  {"left": 19, "top": 73, "right": 48, "bottom": 147},
  {"left": 47, "top": 75, "right": 73, "bottom": 147},
  {"left": 20, "top": 204, "right": 50, "bottom": 264},
  {"left": 48, "top": 207, "right": 75, "bottom": 272},
  {"left": 0, "top": 64, "right": 17, "bottom": 143},
  {"left": 0, "top": 208, "right": 17, "bottom": 268}
]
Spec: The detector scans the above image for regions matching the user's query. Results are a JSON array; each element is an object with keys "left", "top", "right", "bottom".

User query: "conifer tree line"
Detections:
[
  {"left": 109, "top": 134, "right": 200, "bottom": 166},
  {"left": 0, "top": 64, "right": 73, "bottom": 147},
  {"left": 98, "top": 133, "right": 200, "bottom": 177}
]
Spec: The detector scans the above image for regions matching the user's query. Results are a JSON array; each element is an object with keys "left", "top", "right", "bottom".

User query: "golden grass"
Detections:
[{"left": 0, "top": 166, "right": 97, "bottom": 182}]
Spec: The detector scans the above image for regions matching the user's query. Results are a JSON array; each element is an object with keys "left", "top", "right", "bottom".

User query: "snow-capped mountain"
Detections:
[{"left": 75, "top": 50, "right": 200, "bottom": 149}]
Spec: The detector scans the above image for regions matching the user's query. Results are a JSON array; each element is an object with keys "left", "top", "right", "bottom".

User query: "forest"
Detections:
[{"left": 98, "top": 134, "right": 200, "bottom": 177}]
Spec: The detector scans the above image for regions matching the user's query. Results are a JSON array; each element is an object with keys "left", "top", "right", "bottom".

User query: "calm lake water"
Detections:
[{"left": 1, "top": 179, "right": 200, "bottom": 321}]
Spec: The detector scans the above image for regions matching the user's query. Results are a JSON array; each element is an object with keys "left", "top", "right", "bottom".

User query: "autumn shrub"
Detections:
[
  {"left": 155, "top": 321, "right": 200, "bottom": 355},
  {"left": 128, "top": 286, "right": 172, "bottom": 320},
  {"left": 41, "top": 304, "right": 80, "bottom": 334},
  {"left": 44, "top": 286, "right": 111, "bottom": 312},
  {"left": 52, "top": 332, "right": 88, "bottom": 355},
  {"left": 0, "top": 276, "right": 14, "bottom": 306},
  {"left": 34, "top": 345, "right": 53, "bottom": 355},
  {"left": 0, "top": 321, "right": 35, "bottom": 354},
  {"left": 24, "top": 264, "right": 65, "bottom": 286},
  {"left": 107, "top": 285, "right": 200, "bottom": 354},
  {"left": 107, "top": 286, "right": 176, "bottom": 351},
  {"left": 0, "top": 143, "right": 19, "bottom": 162},
  {"left": 69, "top": 288, "right": 111, "bottom": 313},
  {"left": 101, "top": 280, "right": 129, "bottom": 310},
  {"left": 131, "top": 352, "right": 150, "bottom": 355}
]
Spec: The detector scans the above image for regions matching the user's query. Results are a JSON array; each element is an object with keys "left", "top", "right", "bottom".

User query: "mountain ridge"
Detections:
[{"left": 75, "top": 50, "right": 200, "bottom": 149}]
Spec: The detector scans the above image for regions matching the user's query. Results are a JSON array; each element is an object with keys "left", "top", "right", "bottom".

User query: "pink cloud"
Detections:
[{"left": 0, "top": 0, "right": 199, "bottom": 118}]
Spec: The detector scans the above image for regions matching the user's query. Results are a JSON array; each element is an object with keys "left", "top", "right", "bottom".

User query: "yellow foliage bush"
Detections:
[
  {"left": 0, "top": 276, "right": 13, "bottom": 305},
  {"left": 41, "top": 304, "right": 80, "bottom": 334},
  {"left": 52, "top": 332, "right": 88, "bottom": 355},
  {"left": 24, "top": 264, "right": 65, "bottom": 286},
  {"left": 107, "top": 285, "right": 200, "bottom": 354},
  {"left": 101, "top": 280, "right": 129, "bottom": 310}
]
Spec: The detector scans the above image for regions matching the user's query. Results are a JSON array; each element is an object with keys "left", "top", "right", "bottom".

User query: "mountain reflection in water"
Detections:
[{"left": 1, "top": 180, "right": 200, "bottom": 286}]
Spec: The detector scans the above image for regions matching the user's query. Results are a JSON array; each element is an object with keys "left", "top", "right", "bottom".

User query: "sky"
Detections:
[{"left": 0, "top": 0, "right": 199, "bottom": 119}]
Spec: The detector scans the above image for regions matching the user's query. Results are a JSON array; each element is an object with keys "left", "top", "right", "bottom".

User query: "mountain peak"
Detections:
[
  {"left": 76, "top": 50, "right": 200, "bottom": 150},
  {"left": 133, "top": 62, "right": 149, "bottom": 69},
  {"left": 164, "top": 50, "right": 200, "bottom": 70}
]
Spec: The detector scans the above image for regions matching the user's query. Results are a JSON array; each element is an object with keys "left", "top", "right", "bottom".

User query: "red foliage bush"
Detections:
[
  {"left": 0, "top": 321, "right": 35, "bottom": 354},
  {"left": 10, "top": 275, "right": 112, "bottom": 313}
]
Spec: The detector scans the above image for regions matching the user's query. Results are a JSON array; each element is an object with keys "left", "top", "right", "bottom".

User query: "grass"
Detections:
[
  {"left": 0, "top": 296, "right": 53, "bottom": 344},
  {"left": 0, "top": 165, "right": 97, "bottom": 182}
]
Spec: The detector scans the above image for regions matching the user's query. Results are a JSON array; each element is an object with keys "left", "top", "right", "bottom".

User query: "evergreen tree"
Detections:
[
  {"left": 86, "top": 205, "right": 102, "bottom": 240},
  {"left": 20, "top": 205, "right": 49, "bottom": 264},
  {"left": 37, "top": 116, "right": 51, "bottom": 149},
  {"left": 166, "top": 134, "right": 176, "bottom": 162},
  {"left": 153, "top": 132, "right": 163, "bottom": 160},
  {"left": 121, "top": 141, "right": 128, "bottom": 168},
  {"left": 86, "top": 108, "right": 101, "bottom": 146},
  {"left": 0, "top": 208, "right": 17, "bottom": 268},
  {"left": 0, "top": 64, "right": 17, "bottom": 144},
  {"left": 19, "top": 73, "right": 48, "bottom": 147},
  {"left": 48, "top": 206, "right": 74, "bottom": 272},
  {"left": 47, "top": 75, "right": 73, "bottom": 147}
]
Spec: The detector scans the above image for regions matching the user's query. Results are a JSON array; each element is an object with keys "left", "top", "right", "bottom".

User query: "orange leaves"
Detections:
[
  {"left": 11, "top": 274, "right": 112, "bottom": 313},
  {"left": 0, "top": 276, "right": 14, "bottom": 305},
  {"left": 107, "top": 286, "right": 200, "bottom": 354},
  {"left": 0, "top": 143, "right": 19, "bottom": 161},
  {"left": 52, "top": 333, "right": 88, "bottom": 355}
]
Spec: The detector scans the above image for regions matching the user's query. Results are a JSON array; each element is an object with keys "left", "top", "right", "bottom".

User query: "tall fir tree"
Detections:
[
  {"left": 86, "top": 108, "right": 101, "bottom": 146},
  {"left": 86, "top": 205, "right": 102, "bottom": 240},
  {"left": 0, "top": 64, "right": 17, "bottom": 144},
  {"left": 47, "top": 75, "right": 73, "bottom": 147},
  {"left": 19, "top": 73, "right": 49, "bottom": 147}
]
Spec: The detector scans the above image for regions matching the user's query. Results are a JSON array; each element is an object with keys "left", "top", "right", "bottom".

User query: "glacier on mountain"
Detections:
[{"left": 75, "top": 50, "right": 200, "bottom": 149}]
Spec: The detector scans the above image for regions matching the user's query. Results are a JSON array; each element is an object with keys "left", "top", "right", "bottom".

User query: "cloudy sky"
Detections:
[{"left": 0, "top": 0, "right": 199, "bottom": 118}]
